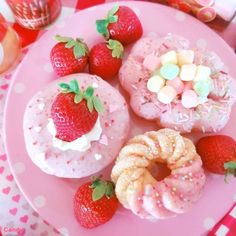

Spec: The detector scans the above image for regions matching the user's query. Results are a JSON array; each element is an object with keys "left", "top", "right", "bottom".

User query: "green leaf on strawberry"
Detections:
[
  {"left": 58, "top": 80, "right": 104, "bottom": 114},
  {"left": 93, "top": 96, "right": 104, "bottom": 113},
  {"left": 224, "top": 161, "right": 236, "bottom": 183},
  {"left": 55, "top": 35, "right": 89, "bottom": 59},
  {"left": 55, "top": 35, "right": 73, "bottom": 42},
  {"left": 90, "top": 177, "right": 116, "bottom": 201},
  {"left": 96, "top": 4, "right": 119, "bottom": 38},
  {"left": 107, "top": 39, "right": 124, "bottom": 59}
]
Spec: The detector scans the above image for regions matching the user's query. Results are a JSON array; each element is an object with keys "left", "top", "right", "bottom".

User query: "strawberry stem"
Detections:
[
  {"left": 106, "top": 39, "right": 124, "bottom": 59},
  {"left": 54, "top": 35, "right": 89, "bottom": 59},
  {"left": 58, "top": 80, "right": 104, "bottom": 113},
  {"left": 224, "top": 161, "right": 236, "bottom": 183},
  {"left": 90, "top": 177, "right": 116, "bottom": 201},
  {"left": 96, "top": 4, "right": 119, "bottom": 38}
]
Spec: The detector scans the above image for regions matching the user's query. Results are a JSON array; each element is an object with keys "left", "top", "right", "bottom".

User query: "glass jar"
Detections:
[
  {"left": 0, "top": 14, "right": 21, "bottom": 75},
  {"left": 7, "top": 0, "right": 62, "bottom": 30}
]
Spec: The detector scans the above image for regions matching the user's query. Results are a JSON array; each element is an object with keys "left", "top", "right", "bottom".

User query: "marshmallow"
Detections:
[
  {"left": 160, "top": 63, "right": 180, "bottom": 80},
  {"left": 147, "top": 75, "right": 165, "bottom": 93},
  {"left": 180, "top": 64, "right": 197, "bottom": 81},
  {"left": 193, "top": 79, "right": 212, "bottom": 97},
  {"left": 143, "top": 53, "right": 161, "bottom": 71},
  {"left": 194, "top": 65, "right": 211, "bottom": 82},
  {"left": 166, "top": 77, "right": 184, "bottom": 94},
  {"left": 177, "top": 50, "right": 195, "bottom": 66},
  {"left": 181, "top": 90, "right": 198, "bottom": 108},
  {"left": 160, "top": 50, "right": 178, "bottom": 65},
  {"left": 157, "top": 86, "right": 177, "bottom": 104}
]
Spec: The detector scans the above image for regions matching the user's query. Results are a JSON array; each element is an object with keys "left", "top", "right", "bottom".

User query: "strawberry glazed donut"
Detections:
[
  {"left": 111, "top": 129, "right": 206, "bottom": 220},
  {"left": 119, "top": 34, "right": 236, "bottom": 133},
  {"left": 23, "top": 73, "right": 130, "bottom": 178}
]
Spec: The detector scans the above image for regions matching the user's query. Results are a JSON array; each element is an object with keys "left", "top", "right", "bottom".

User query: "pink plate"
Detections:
[{"left": 4, "top": 1, "right": 236, "bottom": 236}]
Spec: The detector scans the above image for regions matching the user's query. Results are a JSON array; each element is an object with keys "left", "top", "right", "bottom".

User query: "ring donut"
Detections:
[{"left": 111, "top": 128, "right": 206, "bottom": 220}]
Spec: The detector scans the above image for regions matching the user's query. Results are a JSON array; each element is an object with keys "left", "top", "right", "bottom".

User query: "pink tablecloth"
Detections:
[{"left": 0, "top": 0, "right": 235, "bottom": 236}]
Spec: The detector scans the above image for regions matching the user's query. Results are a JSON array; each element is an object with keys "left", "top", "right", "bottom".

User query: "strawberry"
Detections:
[
  {"left": 96, "top": 4, "right": 143, "bottom": 45},
  {"left": 89, "top": 39, "right": 123, "bottom": 80},
  {"left": 50, "top": 35, "right": 89, "bottom": 77},
  {"left": 196, "top": 135, "right": 236, "bottom": 181},
  {"left": 73, "top": 177, "right": 118, "bottom": 229},
  {"left": 51, "top": 80, "right": 104, "bottom": 142}
]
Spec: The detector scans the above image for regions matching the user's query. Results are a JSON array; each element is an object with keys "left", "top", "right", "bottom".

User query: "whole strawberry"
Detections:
[
  {"left": 50, "top": 35, "right": 89, "bottom": 77},
  {"left": 96, "top": 4, "right": 143, "bottom": 45},
  {"left": 196, "top": 135, "right": 236, "bottom": 181},
  {"left": 89, "top": 39, "right": 123, "bottom": 80},
  {"left": 51, "top": 79, "right": 104, "bottom": 142},
  {"left": 73, "top": 177, "right": 118, "bottom": 229}
]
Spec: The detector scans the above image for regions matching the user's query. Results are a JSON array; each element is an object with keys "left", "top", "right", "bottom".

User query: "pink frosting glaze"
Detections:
[{"left": 127, "top": 159, "right": 205, "bottom": 219}]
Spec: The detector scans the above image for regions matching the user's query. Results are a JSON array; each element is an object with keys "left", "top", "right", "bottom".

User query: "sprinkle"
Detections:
[
  {"left": 94, "top": 153, "right": 102, "bottom": 160},
  {"left": 109, "top": 104, "right": 119, "bottom": 113},
  {"left": 99, "top": 134, "right": 108, "bottom": 146},
  {"left": 34, "top": 126, "right": 42, "bottom": 133},
  {"left": 38, "top": 103, "right": 45, "bottom": 110},
  {"left": 188, "top": 172, "right": 192, "bottom": 176},
  {"left": 172, "top": 187, "right": 177, "bottom": 192}
]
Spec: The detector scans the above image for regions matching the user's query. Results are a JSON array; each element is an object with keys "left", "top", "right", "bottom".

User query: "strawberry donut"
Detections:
[
  {"left": 111, "top": 128, "right": 206, "bottom": 220},
  {"left": 23, "top": 73, "right": 130, "bottom": 178},
  {"left": 119, "top": 34, "right": 236, "bottom": 133}
]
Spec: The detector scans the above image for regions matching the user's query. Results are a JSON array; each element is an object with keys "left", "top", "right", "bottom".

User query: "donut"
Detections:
[
  {"left": 0, "top": 15, "right": 21, "bottom": 74},
  {"left": 111, "top": 128, "right": 206, "bottom": 220},
  {"left": 119, "top": 34, "right": 236, "bottom": 133},
  {"left": 23, "top": 73, "right": 130, "bottom": 178}
]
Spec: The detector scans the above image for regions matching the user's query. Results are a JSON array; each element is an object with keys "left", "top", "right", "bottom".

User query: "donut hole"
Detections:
[{"left": 147, "top": 161, "right": 171, "bottom": 181}]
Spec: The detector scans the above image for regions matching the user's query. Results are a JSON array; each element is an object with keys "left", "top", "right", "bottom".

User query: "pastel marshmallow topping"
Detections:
[
  {"left": 157, "top": 86, "right": 177, "bottom": 104},
  {"left": 181, "top": 90, "right": 198, "bottom": 108},
  {"left": 160, "top": 63, "right": 180, "bottom": 80},
  {"left": 180, "top": 64, "right": 197, "bottom": 81},
  {"left": 143, "top": 53, "right": 161, "bottom": 71},
  {"left": 177, "top": 50, "right": 194, "bottom": 66},
  {"left": 160, "top": 50, "right": 178, "bottom": 65},
  {"left": 194, "top": 65, "right": 211, "bottom": 82},
  {"left": 0, "top": 43, "right": 4, "bottom": 65},
  {"left": 47, "top": 117, "right": 102, "bottom": 151},
  {"left": 147, "top": 75, "right": 165, "bottom": 92},
  {"left": 194, "top": 79, "right": 212, "bottom": 97},
  {"left": 166, "top": 77, "right": 184, "bottom": 94}
]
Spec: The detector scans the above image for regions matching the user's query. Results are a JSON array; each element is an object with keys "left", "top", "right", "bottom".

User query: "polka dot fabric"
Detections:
[{"left": 0, "top": 1, "right": 236, "bottom": 236}]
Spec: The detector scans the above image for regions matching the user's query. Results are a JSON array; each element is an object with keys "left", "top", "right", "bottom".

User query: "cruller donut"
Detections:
[{"left": 111, "top": 128, "right": 206, "bottom": 220}]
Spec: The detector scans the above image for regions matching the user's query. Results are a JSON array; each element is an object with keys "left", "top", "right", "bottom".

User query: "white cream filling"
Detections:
[
  {"left": 47, "top": 117, "right": 102, "bottom": 152},
  {"left": 0, "top": 43, "right": 4, "bottom": 65}
]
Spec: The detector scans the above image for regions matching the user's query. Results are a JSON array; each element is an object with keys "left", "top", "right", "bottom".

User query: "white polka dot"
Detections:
[
  {"left": 196, "top": 38, "right": 207, "bottom": 49},
  {"left": 132, "top": 7, "right": 141, "bottom": 16},
  {"left": 175, "top": 12, "right": 186, "bottom": 21},
  {"left": 148, "top": 32, "right": 158, "bottom": 37},
  {"left": 14, "top": 83, "right": 25, "bottom": 94},
  {"left": 33, "top": 195, "right": 46, "bottom": 208},
  {"left": 13, "top": 162, "right": 25, "bottom": 174},
  {"left": 203, "top": 217, "right": 215, "bottom": 230},
  {"left": 58, "top": 227, "right": 69, "bottom": 236},
  {"left": 233, "top": 193, "right": 236, "bottom": 202},
  {"left": 94, "top": 153, "right": 102, "bottom": 160},
  {"left": 43, "top": 63, "right": 53, "bottom": 73}
]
